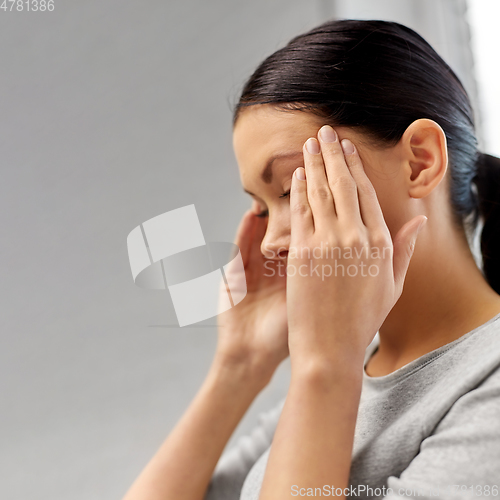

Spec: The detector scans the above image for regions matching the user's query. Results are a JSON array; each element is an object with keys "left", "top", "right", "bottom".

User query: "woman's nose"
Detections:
[{"left": 261, "top": 225, "right": 290, "bottom": 260}]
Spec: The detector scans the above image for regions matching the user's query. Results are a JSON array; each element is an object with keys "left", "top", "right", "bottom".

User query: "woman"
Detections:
[{"left": 123, "top": 19, "right": 500, "bottom": 500}]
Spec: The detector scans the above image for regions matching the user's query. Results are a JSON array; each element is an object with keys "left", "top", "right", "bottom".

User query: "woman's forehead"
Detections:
[
  {"left": 233, "top": 105, "right": 360, "bottom": 165},
  {"left": 233, "top": 106, "right": 324, "bottom": 156}
]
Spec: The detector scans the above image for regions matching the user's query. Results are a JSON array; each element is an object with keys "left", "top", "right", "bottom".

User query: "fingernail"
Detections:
[
  {"left": 411, "top": 217, "right": 428, "bottom": 248},
  {"left": 341, "top": 139, "right": 355, "bottom": 155},
  {"left": 295, "top": 167, "right": 306, "bottom": 180},
  {"left": 417, "top": 216, "right": 428, "bottom": 235},
  {"left": 305, "top": 138, "right": 320, "bottom": 155},
  {"left": 319, "top": 125, "right": 337, "bottom": 143}
]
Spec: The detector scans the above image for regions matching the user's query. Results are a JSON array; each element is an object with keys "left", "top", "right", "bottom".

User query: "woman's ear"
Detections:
[{"left": 401, "top": 119, "right": 448, "bottom": 199}]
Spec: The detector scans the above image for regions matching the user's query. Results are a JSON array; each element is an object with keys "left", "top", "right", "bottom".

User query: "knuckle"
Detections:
[
  {"left": 323, "top": 144, "right": 342, "bottom": 155},
  {"left": 331, "top": 175, "right": 356, "bottom": 192},
  {"left": 357, "top": 181, "right": 376, "bottom": 197},
  {"left": 370, "top": 230, "right": 391, "bottom": 248},
  {"left": 405, "top": 242, "right": 415, "bottom": 260},
  {"left": 310, "top": 186, "right": 332, "bottom": 201},
  {"left": 343, "top": 229, "right": 366, "bottom": 249},
  {"left": 291, "top": 201, "right": 310, "bottom": 216},
  {"left": 307, "top": 159, "right": 323, "bottom": 172},
  {"left": 325, "top": 233, "right": 340, "bottom": 249}
]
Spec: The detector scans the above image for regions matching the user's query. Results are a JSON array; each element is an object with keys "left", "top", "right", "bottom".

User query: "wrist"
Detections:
[
  {"left": 210, "top": 351, "right": 278, "bottom": 391},
  {"left": 289, "top": 349, "right": 365, "bottom": 389}
]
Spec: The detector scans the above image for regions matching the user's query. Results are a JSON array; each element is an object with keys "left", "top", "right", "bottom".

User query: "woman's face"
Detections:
[{"left": 232, "top": 104, "right": 408, "bottom": 260}]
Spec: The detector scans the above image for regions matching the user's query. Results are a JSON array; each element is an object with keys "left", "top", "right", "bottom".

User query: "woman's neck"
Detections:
[{"left": 366, "top": 220, "right": 500, "bottom": 377}]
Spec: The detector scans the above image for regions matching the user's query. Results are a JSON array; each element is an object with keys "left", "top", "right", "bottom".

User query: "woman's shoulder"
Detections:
[{"left": 449, "top": 310, "right": 500, "bottom": 372}]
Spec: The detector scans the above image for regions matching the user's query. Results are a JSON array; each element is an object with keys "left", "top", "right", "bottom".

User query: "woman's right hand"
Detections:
[
  {"left": 215, "top": 204, "right": 289, "bottom": 377},
  {"left": 122, "top": 204, "right": 287, "bottom": 500}
]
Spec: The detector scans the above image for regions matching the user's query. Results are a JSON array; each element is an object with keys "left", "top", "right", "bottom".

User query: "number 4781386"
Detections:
[{"left": 1, "top": 0, "right": 54, "bottom": 11}]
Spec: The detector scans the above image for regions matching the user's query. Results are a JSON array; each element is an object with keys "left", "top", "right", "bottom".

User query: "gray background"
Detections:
[{"left": 0, "top": 1, "right": 483, "bottom": 499}]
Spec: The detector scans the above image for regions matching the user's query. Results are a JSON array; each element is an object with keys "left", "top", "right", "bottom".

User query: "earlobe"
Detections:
[{"left": 402, "top": 119, "right": 448, "bottom": 199}]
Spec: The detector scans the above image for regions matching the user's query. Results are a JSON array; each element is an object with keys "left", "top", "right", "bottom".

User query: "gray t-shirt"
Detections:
[{"left": 205, "top": 312, "right": 500, "bottom": 500}]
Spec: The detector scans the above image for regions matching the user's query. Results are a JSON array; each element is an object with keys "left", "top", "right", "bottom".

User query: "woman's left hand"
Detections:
[
  {"left": 286, "top": 125, "right": 427, "bottom": 369},
  {"left": 259, "top": 129, "right": 426, "bottom": 499}
]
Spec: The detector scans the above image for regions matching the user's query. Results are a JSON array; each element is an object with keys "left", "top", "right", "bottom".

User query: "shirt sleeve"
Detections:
[
  {"left": 203, "top": 397, "right": 285, "bottom": 500},
  {"left": 384, "top": 368, "right": 500, "bottom": 500}
]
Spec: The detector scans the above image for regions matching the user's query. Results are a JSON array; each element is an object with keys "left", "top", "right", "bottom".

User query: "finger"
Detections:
[
  {"left": 393, "top": 216, "right": 427, "bottom": 295},
  {"left": 233, "top": 209, "right": 258, "bottom": 268},
  {"left": 317, "top": 125, "right": 360, "bottom": 224},
  {"left": 290, "top": 167, "right": 313, "bottom": 240},
  {"left": 341, "top": 138, "right": 387, "bottom": 230},
  {"left": 302, "top": 137, "right": 336, "bottom": 224},
  {"left": 251, "top": 212, "right": 269, "bottom": 260},
  {"left": 251, "top": 199, "right": 261, "bottom": 215}
]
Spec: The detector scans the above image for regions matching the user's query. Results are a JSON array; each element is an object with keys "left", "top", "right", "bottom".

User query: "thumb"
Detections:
[{"left": 393, "top": 215, "right": 428, "bottom": 295}]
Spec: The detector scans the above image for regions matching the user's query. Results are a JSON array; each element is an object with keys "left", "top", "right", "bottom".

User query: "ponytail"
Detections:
[{"left": 473, "top": 153, "right": 500, "bottom": 294}]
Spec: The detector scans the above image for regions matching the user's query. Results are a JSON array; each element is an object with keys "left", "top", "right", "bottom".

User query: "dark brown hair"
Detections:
[{"left": 234, "top": 19, "right": 500, "bottom": 293}]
